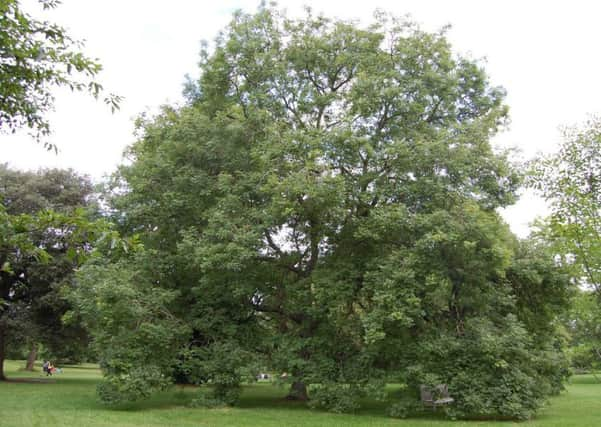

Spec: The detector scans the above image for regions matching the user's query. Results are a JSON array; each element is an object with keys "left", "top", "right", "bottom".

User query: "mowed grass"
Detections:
[{"left": 1, "top": 360, "right": 600, "bottom": 427}]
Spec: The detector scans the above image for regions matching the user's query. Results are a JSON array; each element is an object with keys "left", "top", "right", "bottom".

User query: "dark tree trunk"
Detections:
[
  {"left": 0, "top": 327, "right": 6, "bottom": 380},
  {"left": 25, "top": 342, "right": 37, "bottom": 371},
  {"left": 286, "top": 381, "right": 308, "bottom": 401}
]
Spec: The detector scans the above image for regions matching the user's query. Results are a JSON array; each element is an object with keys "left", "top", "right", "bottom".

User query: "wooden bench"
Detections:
[{"left": 420, "top": 384, "right": 454, "bottom": 409}]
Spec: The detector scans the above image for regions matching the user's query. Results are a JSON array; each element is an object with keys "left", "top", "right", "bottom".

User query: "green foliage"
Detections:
[
  {"left": 528, "top": 116, "right": 601, "bottom": 379},
  {"left": 0, "top": 167, "right": 109, "bottom": 377},
  {"left": 188, "top": 389, "right": 233, "bottom": 408},
  {"left": 507, "top": 240, "right": 573, "bottom": 341},
  {"left": 394, "top": 315, "right": 563, "bottom": 420},
  {"left": 0, "top": 0, "right": 120, "bottom": 149},
  {"left": 570, "top": 344, "right": 599, "bottom": 372},
  {"left": 528, "top": 116, "right": 601, "bottom": 293},
  {"left": 182, "top": 341, "right": 259, "bottom": 406},
  {"left": 563, "top": 290, "right": 601, "bottom": 373},
  {"left": 72, "top": 255, "right": 190, "bottom": 403},
  {"left": 308, "top": 383, "right": 364, "bottom": 413},
  {"left": 0, "top": 164, "right": 97, "bottom": 215},
  {"left": 387, "top": 400, "right": 421, "bottom": 419},
  {"left": 75, "top": 5, "right": 569, "bottom": 418},
  {"left": 96, "top": 366, "right": 172, "bottom": 404}
]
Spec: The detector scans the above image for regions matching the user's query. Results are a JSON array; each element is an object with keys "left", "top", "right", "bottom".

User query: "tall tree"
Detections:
[
  {"left": 75, "top": 7, "right": 568, "bottom": 419},
  {"left": 0, "top": 0, "right": 120, "bottom": 149}
]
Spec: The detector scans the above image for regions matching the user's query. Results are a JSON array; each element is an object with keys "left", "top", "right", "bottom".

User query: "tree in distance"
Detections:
[
  {"left": 0, "top": 166, "right": 109, "bottom": 379},
  {"left": 529, "top": 116, "right": 601, "bottom": 377},
  {"left": 529, "top": 117, "right": 601, "bottom": 295}
]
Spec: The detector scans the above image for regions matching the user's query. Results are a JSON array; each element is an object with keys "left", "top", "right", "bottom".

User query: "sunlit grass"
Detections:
[{"left": 1, "top": 360, "right": 600, "bottom": 426}]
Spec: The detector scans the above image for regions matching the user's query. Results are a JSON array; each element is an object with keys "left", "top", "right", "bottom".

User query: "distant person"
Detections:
[{"left": 42, "top": 360, "right": 50, "bottom": 376}]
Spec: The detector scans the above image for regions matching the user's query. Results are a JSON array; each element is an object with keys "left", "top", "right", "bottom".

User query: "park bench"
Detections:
[{"left": 420, "top": 384, "right": 454, "bottom": 409}]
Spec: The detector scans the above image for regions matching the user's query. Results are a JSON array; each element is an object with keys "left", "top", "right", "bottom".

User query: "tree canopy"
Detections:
[{"left": 72, "top": 7, "right": 570, "bottom": 419}]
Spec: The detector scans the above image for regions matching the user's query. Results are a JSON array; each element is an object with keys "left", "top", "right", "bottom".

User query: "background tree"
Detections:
[
  {"left": 0, "top": 204, "right": 42, "bottom": 379},
  {"left": 562, "top": 289, "right": 601, "bottom": 375},
  {"left": 76, "top": 7, "right": 569, "bottom": 419},
  {"left": 528, "top": 117, "right": 601, "bottom": 377},
  {"left": 529, "top": 117, "right": 601, "bottom": 295},
  {"left": 0, "top": 165, "right": 104, "bottom": 378},
  {"left": 0, "top": 0, "right": 120, "bottom": 150}
]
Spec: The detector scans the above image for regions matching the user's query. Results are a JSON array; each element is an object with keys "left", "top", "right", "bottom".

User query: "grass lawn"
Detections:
[{"left": 1, "top": 360, "right": 600, "bottom": 427}]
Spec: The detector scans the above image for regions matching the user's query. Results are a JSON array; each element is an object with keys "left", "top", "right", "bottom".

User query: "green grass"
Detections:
[{"left": 1, "top": 360, "right": 600, "bottom": 426}]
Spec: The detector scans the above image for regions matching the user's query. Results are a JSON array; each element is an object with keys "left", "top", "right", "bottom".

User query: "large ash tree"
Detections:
[{"left": 74, "top": 7, "right": 569, "bottom": 419}]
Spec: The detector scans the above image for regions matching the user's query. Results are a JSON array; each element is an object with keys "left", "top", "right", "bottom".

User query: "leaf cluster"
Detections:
[{"left": 0, "top": 0, "right": 121, "bottom": 149}]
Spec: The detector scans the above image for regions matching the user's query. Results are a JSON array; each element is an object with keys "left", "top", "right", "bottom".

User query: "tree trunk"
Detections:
[
  {"left": 286, "top": 381, "right": 308, "bottom": 401},
  {"left": 25, "top": 342, "right": 37, "bottom": 371},
  {"left": 0, "top": 326, "right": 6, "bottom": 381}
]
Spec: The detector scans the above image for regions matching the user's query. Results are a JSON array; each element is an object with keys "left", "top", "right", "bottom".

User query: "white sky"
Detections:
[{"left": 2, "top": 0, "right": 601, "bottom": 237}]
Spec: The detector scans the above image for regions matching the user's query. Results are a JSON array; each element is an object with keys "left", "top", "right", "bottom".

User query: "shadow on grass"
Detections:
[
  {"left": 65, "top": 381, "right": 447, "bottom": 423},
  {"left": 233, "top": 383, "right": 450, "bottom": 422},
  {"left": 101, "top": 383, "right": 400, "bottom": 419}
]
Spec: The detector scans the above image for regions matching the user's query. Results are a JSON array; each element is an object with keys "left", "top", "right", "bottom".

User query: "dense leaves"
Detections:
[
  {"left": 75, "top": 6, "right": 570, "bottom": 419},
  {"left": 0, "top": 167, "right": 106, "bottom": 378},
  {"left": 74, "top": 254, "right": 188, "bottom": 403},
  {"left": 563, "top": 290, "right": 601, "bottom": 373}
]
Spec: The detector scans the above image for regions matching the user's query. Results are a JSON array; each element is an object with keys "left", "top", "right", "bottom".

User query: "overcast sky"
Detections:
[{"left": 3, "top": 0, "right": 601, "bottom": 237}]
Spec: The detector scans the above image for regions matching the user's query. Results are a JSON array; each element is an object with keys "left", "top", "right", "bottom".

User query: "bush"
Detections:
[
  {"left": 308, "top": 383, "right": 362, "bottom": 413},
  {"left": 96, "top": 366, "right": 172, "bottom": 404},
  {"left": 569, "top": 344, "right": 599, "bottom": 372},
  {"left": 388, "top": 399, "right": 421, "bottom": 418},
  {"left": 397, "top": 316, "right": 567, "bottom": 420},
  {"left": 189, "top": 385, "right": 241, "bottom": 408}
]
